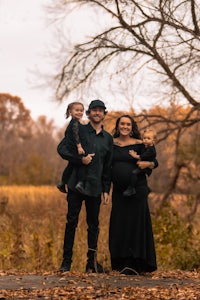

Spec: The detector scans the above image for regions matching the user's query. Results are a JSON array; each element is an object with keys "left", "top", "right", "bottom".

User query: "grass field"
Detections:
[
  {"left": 0, "top": 186, "right": 111, "bottom": 272},
  {"left": 1, "top": 186, "right": 200, "bottom": 272}
]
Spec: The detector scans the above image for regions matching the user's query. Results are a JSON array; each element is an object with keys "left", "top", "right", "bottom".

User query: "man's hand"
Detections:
[
  {"left": 101, "top": 192, "right": 110, "bottom": 205},
  {"left": 82, "top": 153, "right": 95, "bottom": 165}
]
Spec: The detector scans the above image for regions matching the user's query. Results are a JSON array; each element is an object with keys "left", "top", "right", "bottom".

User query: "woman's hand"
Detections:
[{"left": 137, "top": 161, "right": 154, "bottom": 169}]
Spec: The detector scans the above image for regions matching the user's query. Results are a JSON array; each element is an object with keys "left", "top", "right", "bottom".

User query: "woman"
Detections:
[{"left": 109, "top": 115, "right": 157, "bottom": 275}]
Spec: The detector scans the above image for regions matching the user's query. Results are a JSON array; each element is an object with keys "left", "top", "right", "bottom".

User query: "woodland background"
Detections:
[
  {"left": 1, "top": 0, "right": 200, "bottom": 274},
  {"left": 0, "top": 93, "right": 200, "bottom": 273}
]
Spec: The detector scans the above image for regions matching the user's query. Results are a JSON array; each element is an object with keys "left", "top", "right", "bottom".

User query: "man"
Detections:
[{"left": 59, "top": 99, "right": 113, "bottom": 273}]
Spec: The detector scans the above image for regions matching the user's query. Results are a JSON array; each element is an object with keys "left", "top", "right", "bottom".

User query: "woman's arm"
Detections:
[{"left": 137, "top": 159, "right": 158, "bottom": 170}]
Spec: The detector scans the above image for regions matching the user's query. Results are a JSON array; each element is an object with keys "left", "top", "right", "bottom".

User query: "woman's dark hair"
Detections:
[
  {"left": 65, "top": 102, "right": 84, "bottom": 118},
  {"left": 113, "top": 114, "right": 141, "bottom": 139}
]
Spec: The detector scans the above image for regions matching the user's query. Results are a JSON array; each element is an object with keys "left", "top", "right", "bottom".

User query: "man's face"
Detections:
[{"left": 89, "top": 107, "right": 105, "bottom": 124}]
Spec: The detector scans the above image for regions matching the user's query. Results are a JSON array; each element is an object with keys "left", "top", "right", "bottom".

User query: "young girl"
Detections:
[{"left": 57, "top": 102, "right": 87, "bottom": 193}]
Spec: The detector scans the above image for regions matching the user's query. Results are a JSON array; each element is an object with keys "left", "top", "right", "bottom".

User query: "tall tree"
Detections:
[
  {"left": 48, "top": 0, "right": 200, "bottom": 111},
  {"left": 0, "top": 93, "right": 33, "bottom": 182},
  {"left": 46, "top": 0, "right": 200, "bottom": 211},
  {"left": 0, "top": 93, "right": 32, "bottom": 140}
]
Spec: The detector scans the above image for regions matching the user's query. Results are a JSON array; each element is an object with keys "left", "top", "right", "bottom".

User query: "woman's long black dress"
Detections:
[{"left": 109, "top": 143, "right": 157, "bottom": 273}]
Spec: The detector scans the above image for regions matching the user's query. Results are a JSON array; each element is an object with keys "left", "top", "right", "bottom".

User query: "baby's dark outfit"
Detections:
[{"left": 123, "top": 144, "right": 156, "bottom": 196}]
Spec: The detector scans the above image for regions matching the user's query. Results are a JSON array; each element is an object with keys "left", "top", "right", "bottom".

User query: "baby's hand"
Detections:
[{"left": 129, "top": 149, "right": 140, "bottom": 159}]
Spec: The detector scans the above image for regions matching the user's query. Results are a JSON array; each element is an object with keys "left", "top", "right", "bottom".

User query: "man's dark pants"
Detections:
[{"left": 63, "top": 188, "right": 101, "bottom": 264}]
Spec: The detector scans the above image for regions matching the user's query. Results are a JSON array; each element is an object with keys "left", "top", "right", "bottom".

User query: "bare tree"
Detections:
[
  {"left": 46, "top": 0, "right": 200, "bottom": 214},
  {"left": 48, "top": 0, "right": 200, "bottom": 108}
]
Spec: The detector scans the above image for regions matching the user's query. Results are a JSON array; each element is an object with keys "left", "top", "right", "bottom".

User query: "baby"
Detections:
[{"left": 123, "top": 128, "right": 157, "bottom": 196}]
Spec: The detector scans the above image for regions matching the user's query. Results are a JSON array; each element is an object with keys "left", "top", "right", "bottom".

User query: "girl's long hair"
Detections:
[{"left": 113, "top": 114, "right": 141, "bottom": 139}]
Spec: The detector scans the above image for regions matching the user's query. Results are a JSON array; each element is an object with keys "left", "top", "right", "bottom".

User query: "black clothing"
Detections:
[
  {"left": 62, "top": 188, "right": 101, "bottom": 264},
  {"left": 64, "top": 123, "right": 113, "bottom": 197},
  {"left": 140, "top": 144, "right": 156, "bottom": 161},
  {"left": 109, "top": 143, "right": 157, "bottom": 273},
  {"left": 64, "top": 118, "right": 87, "bottom": 152},
  {"left": 61, "top": 122, "right": 113, "bottom": 266},
  {"left": 61, "top": 164, "right": 72, "bottom": 184},
  {"left": 139, "top": 144, "right": 156, "bottom": 176},
  {"left": 127, "top": 144, "right": 156, "bottom": 192},
  {"left": 60, "top": 118, "right": 88, "bottom": 184}
]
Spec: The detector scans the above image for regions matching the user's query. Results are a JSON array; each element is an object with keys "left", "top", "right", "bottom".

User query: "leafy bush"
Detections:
[{"left": 152, "top": 203, "right": 200, "bottom": 270}]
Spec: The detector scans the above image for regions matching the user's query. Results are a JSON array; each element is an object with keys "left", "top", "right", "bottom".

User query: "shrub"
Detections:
[{"left": 152, "top": 203, "right": 200, "bottom": 270}]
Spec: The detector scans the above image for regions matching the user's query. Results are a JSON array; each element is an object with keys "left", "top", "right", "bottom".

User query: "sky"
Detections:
[
  {"left": 0, "top": 0, "right": 162, "bottom": 128},
  {"left": 0, "top": 0, "right": 117, "bottom": 128},
  {"left": 0, "top": 0, "right": 67, "bottom": 127}
]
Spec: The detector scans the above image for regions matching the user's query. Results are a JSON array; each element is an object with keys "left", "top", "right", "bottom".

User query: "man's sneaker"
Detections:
[
  {"left": 123, "top": 187, "right": 136, "bottom": 197},
  {"left": 59, "top": 260, "right": 71, "bottom": 272},
  {"left": 85, "top": 261, "right": 104, "bottom": 273}
]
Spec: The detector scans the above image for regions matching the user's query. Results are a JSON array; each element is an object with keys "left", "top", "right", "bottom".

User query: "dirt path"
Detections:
[{"left": 0, "top": 270, "right": 200, "bottom": 299}]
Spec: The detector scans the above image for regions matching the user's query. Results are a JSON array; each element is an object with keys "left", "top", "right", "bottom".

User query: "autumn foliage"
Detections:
[
  {"left": 1, "top": 93, "right": 200, "bottom": 273},
  {"left": 1, "top": 186, "right": 200, "bottom": 274}
]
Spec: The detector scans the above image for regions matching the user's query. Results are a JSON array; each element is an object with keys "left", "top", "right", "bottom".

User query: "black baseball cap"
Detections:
[{"left": 88, "top": 99, "right": 106, "bottom": 110}]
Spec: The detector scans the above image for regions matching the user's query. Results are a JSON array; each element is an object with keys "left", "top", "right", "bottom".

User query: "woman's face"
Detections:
[{"left": 118, "top": 117, "right": 132, "bottom": 136}]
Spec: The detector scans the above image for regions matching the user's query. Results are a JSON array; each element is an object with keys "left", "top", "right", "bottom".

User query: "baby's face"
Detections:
[{"left": 142, "top": 132, "right": 155, "bottom": 146}]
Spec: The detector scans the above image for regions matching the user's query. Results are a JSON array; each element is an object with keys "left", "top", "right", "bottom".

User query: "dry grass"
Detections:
[
  {"left": 1, "top": 186, "right": 200, "bottom": 273},
  {"left": 0, "top": 186, "right": 111, "bottom": 272}
]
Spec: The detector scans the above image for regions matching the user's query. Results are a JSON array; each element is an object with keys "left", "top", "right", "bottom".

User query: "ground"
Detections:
[{"left": 0, "top": 270, "right": 200, "bottom": 299}]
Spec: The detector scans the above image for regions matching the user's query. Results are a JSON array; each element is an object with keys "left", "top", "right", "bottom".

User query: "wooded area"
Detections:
[
  {"left": 1, "top": 93, "right": 200, "bottom": 219},
  {"left": 0, "top": 93, "right": 63, "bottom": 186},
  {"left": 1, "top": 1, "right": 200, "bottom": 216},
  {"left": 1, "top": 1, "right": 200, "bottom": 298},
  {"left": 47, "top": 0, "right": 200, "bottom": 222},
  {"left": 1, "top": 0, "right": 200, "bottom": 267}
]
